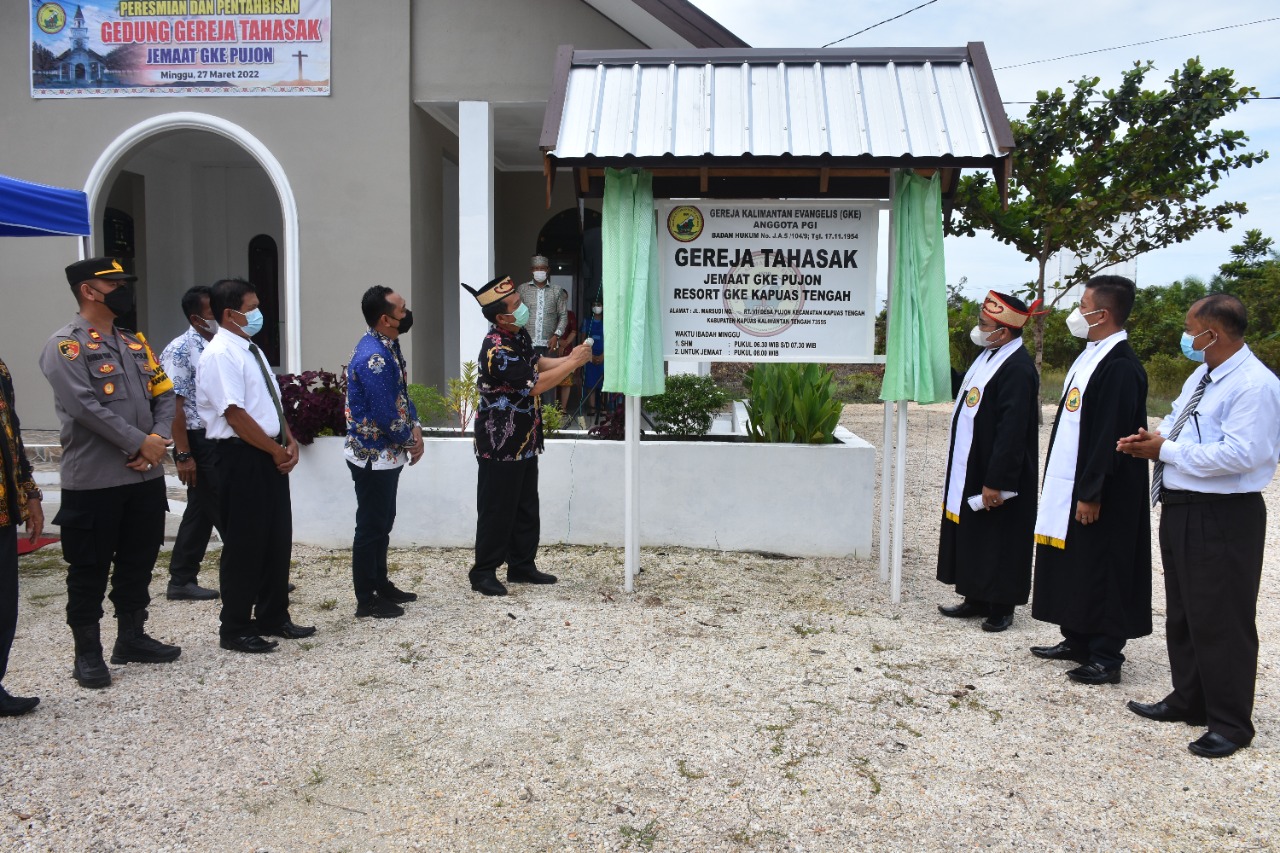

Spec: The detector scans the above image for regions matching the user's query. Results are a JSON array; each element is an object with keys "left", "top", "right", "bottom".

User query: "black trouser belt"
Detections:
[{"left": 1162, "top": 490, "right": 1257, "bottom": 505}]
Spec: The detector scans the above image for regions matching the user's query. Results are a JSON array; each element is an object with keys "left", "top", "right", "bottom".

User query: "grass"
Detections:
[
  {"left": 318, "top": 598, "right": 338, "bottom": 611},
  {"left": 619, "top": 819, "right": 660, "bottom": 850},
  {"left": 17, "top": 551, "right": 66, "bottom": 578},
  {"left": 676, "top": 759, "right": 707, "bottom": 780},
  {"left": 1040, "top": 366, "right": 1184, "bottom": 416}
]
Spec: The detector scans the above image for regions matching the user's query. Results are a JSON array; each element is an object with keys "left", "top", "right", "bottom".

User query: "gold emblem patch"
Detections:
[
  {"left": 86, "top": 342, "right": 100, "bottom": 350},
  {"left": 98, "top": 363, "right": 116, "bottom": 375},
  {"left": 103, "top": 382, "right": 115, "bottom": 395},
  {"left": 1065, "top": 387, "right": 1082, "bottom": 412},
  {"left": 88, "top": 329, "right": 102, "bottom": 341},
  {"left": 58, "top": 340, "right": 80, "bottom": 360},
  {"left": 666, "top": 205, "right": 704, "bottom": 242},
  {"left": 127, "top": 342, "right": 144, "bottom": 351},
  {"left": 965, "top": 386, "right": 981, "bottom": 407}
]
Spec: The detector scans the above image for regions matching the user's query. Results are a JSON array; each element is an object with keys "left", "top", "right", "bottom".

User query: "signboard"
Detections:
[
  {"left": 30, "top": 1, "right": 330, "bottom": 98},
  {"left": 658, "top": 200, "right": 879, "bottom": 362}
]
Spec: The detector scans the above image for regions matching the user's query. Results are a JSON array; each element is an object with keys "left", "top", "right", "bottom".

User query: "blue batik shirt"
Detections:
[
  {"left": 344, "top": 329, "right": 419, "bottom": 470},
  {"left": 160, "top": 326, "right": 207, "bottom": 429}
]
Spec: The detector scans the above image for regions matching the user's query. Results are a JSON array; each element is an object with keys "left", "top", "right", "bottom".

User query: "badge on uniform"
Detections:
[
  {"left": 98, "top": 363, "right": 116, "bottom": 375},
  {"left": 86, "top": 342, "right": 101, "bottom": 350},
  {"left": 127, "top": 342, "right": 144, "bottom": 351},
  {"left": 88, "top": 329, "right": 103, "bottom": 341},
  {"left": 103, "top": 382, "right": 115, "bottom": 395},
  {"left": 58, "top": 340, "right": 80, "bottom": 360}
]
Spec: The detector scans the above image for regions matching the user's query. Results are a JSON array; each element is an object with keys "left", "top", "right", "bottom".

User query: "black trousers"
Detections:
[
  {"left": 473, "top": 455, "right": 539, "bottom": 577},
  {"left": 1, "top": 524, "right": 16, "bottom": 682},
  {"left": 216, "top": 441, "right": 292, "bottom": 637},
  {"left": 1159, "top": 493, "right": 1266, "bottom": 746},
  {"left": 168, "top": 429, "right": 224, "bottom": 585},
  {"left": 1060, "top": 628, "right": 1126, "bottom": 669},
  {"left": 55, "top": 479, "right": 166, "bottom": 626},
  {"left": 348, "top": 460, "right": 402, "bottom": 605}
]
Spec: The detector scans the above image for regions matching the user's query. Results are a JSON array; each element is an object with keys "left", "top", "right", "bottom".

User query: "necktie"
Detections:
[
  {"left": 248, "top": 342, "right": 287, "bottom": 445},
  {"left": 1150, "top": 372, "right": 1210, "bottom": 505}
]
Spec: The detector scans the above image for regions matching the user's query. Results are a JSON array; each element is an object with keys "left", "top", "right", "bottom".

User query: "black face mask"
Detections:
[
  {"left": 96, "top": 283, "right": 136, "bottom": 318},
  {"left": 393, "top": 309, "right": 413, "bottom": 335}
]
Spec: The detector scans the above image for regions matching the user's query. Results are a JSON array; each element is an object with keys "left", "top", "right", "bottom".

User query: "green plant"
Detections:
[
  {"left": 644, "top": 373, "right": 730, "bottom": 435},
  {"left": 447, "top": 361, "right": 480, "bottom": 435},
  {"left": 1144, "top": 353, "right": 1198, "bottom": 417},
  {"left": 407, "top": 382, "right": 450, "bottom": 426},
  {"left": 833, "top": 371, "right": 883, "bottom": 403},
  {"left": 541, "top": 401, "right": 565, "bottom": 437},
  {"left": 743, "top": 363, "right": 842, "bottom": 444}
]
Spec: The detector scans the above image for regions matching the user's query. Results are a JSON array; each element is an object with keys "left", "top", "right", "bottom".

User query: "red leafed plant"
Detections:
[{"left": 278, "top": 369, "right": 346, "bottom": 445}]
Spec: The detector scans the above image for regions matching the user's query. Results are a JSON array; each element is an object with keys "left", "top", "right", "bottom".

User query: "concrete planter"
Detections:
[{"left": 290, "top": 427, "right": 875, "bottom": 558}]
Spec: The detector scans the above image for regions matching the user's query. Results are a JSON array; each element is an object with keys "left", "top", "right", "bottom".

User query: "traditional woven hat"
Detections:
[
  {"left": 461, "top": 276, "right": 516, "bottom": 307},
  {"left": 981, "top": 290, "right": 1047, "bottom": 329}
]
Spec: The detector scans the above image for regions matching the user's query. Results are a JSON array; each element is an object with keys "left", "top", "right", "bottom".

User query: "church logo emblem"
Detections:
[
  {"left": 58, "top": 340, "right": 80, "bottom": 360},
  {"left": 37, "top": 3, "right": 66, "bottom": 35},
  {"left": 1065, "top": 386, "right": 1082, "bottom": 412},
  {"left": 667, "top": 205, "right": 704, "bottom": 242},
  {"left": 964, "top": 387, "right": 981, "bottom": 407}
]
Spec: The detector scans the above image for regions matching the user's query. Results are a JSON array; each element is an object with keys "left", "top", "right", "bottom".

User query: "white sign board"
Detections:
[{"left": 657, "top": 200, "right": 879, "bottom": 362}]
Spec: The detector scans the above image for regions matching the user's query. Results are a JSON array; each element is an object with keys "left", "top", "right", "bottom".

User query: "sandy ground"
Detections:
[{"left": 1, "top": 403, "right": 1276, "bottom": 851}]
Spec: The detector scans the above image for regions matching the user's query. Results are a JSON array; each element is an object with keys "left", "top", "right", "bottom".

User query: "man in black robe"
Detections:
[
  {"left": 1031, "top": 275, "right": 1151, "bottom": 685},
  {"left": 937, "top": 291, "right": 1041, "bottom": 633}
]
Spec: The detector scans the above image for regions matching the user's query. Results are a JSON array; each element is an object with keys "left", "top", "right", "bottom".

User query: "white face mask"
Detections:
[
  {"left": 532, "top": 270, "right": 548, "bottom": 283},
  {"left": 1065, "top": 306, "right": 1104, "bottom": 339},
  {"left": 201, "top": 317, "right": 220, "bottom": 336},
  {"left": 970, "top": 325, "right": 1000, "bottom": 348}
]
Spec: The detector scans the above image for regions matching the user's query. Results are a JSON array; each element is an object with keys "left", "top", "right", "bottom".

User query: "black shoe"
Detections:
[
  {"left": 507, "top": 567, "right": 558, "bottom": 585},
  {"left": 288, "top": 582, "right": 297, "bottom": 593},
  {"left": 981, "top": 613, "right": 1014, "bottom": 633},
  {"left": 1127, "top": 700, "right": 1207, "bottom": 726},
  {"left": 1066, "top": 662, "right": 1121, "bottom": 685},
  {"left": 111, "top": 610, "right": 182, "bottom": 664},
  {"left": 938, "top": 601, "right": 988, "bottom": 618},
  {"left": 263, "top": 620, "right": 316, "bottom": 639},
  {"left": 1188, "top": 731, "right": 1246, "bottom": 759},
  {"left": 356, "top": 596, "right": 404, "bottom": 619},
  {"left": 219, "top": 635, "right": 279, "bottom": 653},
  {"left": 166, "top": 581, "right": 220, "bottom": 601},
  {"left": 470, "top": 574, "right": 508, "bottom": 596},
  {"left": 1030, "top": 641, "right": 1091, "bottom": 664},
  {"left": 0, "top": 686, "right": 40, "bottom": 717},
  {"left": 377, "top": 583, "right": 418, "bottom": 604},
  {"left": 70, "top": 624, "right": 111, "bottom": 689}
]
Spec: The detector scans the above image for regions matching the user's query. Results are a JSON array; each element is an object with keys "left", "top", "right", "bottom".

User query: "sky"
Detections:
[{"left": 689, "top": 0, "right": 1280, "bottom": 305}]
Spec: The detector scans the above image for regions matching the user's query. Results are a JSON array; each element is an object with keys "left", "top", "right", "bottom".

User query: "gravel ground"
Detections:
[{"left": 2, "top": 403, "right": 1276, "bottom": 851}]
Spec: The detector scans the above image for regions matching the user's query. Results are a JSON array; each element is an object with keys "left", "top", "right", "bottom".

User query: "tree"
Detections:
[
  {"left": 1214, "top": 229, "right": 1280, "bottom": 345},
  {"left": 948, "top": 58, "right": 1268, "bottom": 370}
]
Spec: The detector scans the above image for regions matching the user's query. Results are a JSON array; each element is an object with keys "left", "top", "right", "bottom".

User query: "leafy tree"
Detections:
[
  {"left": 1213, "top": 228, "right": 1280, "bottom": 344},
  {"left": 948, "top": 58, "right": 1268, "bottom": 370},
  {"left": 1126, "top": 277, "right": 1210, "bottom": 362}
]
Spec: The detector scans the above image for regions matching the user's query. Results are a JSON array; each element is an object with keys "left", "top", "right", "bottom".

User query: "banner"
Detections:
[
  {"left": 30, "top": 0, "right": 331, "bottom": 98},
  {"left": 657, "top": 201, "right": 879, "bottom": 362}
]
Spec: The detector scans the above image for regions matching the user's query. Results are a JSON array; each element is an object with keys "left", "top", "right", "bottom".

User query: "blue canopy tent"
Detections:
[{"left": 0, "top": 173, "right": 91, "bottom": 238}]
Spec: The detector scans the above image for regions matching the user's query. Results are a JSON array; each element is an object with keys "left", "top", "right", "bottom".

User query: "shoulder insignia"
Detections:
[
  {"left": 88, "top": 329, "right": 103, "bottom": 341},
  {"left": 103, "top": 382, "right": 115, "bottom": 395},
  {"left": 127, "top": 342, "right": 144, "bottom": 351},
  {"left": 98, "top": 363, "right": 116, "bottom": 375},
  {"left": 58, "top": 340, "right": 81, "bottom": 361}
]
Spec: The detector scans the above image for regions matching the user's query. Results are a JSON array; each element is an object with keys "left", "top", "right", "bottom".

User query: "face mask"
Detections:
[
  {"left": 1180, "top": 329, "right": 1213, "bottom": 363},
  {"left": 532, "top": 270, "right": 548, "bottom": 283},
  {"left": 233, "top": 307, "right": 264, "bottom": 337},
  {"left": 970, "top": 325, "right": 1000, "bottom": 348},
  {"left": 1065, "top": 306, "right": 1103, "bottom": 339},
  {"left": 508, "top": 302, "right": 530, "bottom": 328},
  {"left": 393, "top": 309, "right": 413, "bottom": 335},
  {"left": 199, "top": 317, "right": 219, "bottom": 336},
  {"left": 592, "top": 306, "right": 602, "bottom": 316},
  {"left": 94, "top": 283, "right": 135, "bottom": 317}
]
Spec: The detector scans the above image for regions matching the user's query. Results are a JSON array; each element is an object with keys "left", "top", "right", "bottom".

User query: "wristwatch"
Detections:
[{"left": 174, "top": 451, "right": 193, "bottom": 463}]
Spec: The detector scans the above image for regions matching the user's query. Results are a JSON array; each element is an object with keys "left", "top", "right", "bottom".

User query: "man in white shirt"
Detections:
[
  {"left": 1119, "top": 293, "right": 1280, "bottom": 758},
  {"left": 196, "top": 278, "right": 314, "bottom": 653}
]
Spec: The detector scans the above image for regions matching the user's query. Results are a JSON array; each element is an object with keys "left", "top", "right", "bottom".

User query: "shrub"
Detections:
[
  {"left": 643, "top": 373, "right": 730, "bottom": 435},
  {"left": 542, "top": 401, "right": 565, "bottom": 438},
  {"left": 588, "top": 399, "right": 626, "bottom": 440},
  {"left": 1145, "top": 353, "right": 1197, "bottom": 415},
  {"left": 447, "top": 361, "right": 479, "bottom": 435},
  {"left": 833, "top": 371, "right": 883, "bottom": 403},
  {"left": 407, "top": 382, "right": 450, "bottom": 427},
  {"left": 279, "top": 369, "right": 346, "bottom": 445},
  {"left": 743, "top": 363, "right": 842, "bottom": 444}
]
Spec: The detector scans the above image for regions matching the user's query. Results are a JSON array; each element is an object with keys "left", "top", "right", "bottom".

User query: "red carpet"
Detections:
[{"left": 17, "top": 536, "right": 59, "bottom": 556}]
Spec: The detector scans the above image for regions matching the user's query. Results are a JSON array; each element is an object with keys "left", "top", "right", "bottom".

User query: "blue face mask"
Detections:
[
  {"left": 1180, "top": 329, "right": 1213, "bottom": 363},
  {"left": 509, "top": 302, "right": 530, "bottom": 328},
  {"left": 235, "top": 307, "right": 264, "bottom": 338}
]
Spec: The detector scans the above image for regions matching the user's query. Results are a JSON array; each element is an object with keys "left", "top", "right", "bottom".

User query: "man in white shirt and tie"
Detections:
[
  {"left": 1119, "top": 293, "right": 1280, "bottom": 758},
  {"left": 197, "top": 278, "right": 314, "bottom": 653}
]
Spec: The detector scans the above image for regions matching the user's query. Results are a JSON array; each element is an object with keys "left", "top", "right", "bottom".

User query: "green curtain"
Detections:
[
  {"left": 602, "top": 167, "right": 665, "bottom": 397},
  {"left": 880, "top": 171, "right": 951, "bottom": 403}
]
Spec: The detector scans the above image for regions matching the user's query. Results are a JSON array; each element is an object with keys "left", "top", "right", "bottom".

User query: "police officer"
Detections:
[{"left": 39, "top": 258, "right": 183, "bottom": 689}]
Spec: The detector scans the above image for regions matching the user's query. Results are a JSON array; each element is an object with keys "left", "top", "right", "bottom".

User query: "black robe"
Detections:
[
  {"left": 937, "top": 345, "right": 1040, "bottom": 605},
  {"left": 1031, "top": 340, "right": 1152, "bottom": 639}
]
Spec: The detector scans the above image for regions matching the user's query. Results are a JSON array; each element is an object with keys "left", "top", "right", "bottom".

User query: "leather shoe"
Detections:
[
  {"left": 1066, "top": 662, "right": 1121, "bottom": 685},
  {"left": 470, "top": 573, "right": 508, "bottom": 596},
  {"left": 264, "top": 620, "right": 316, "bottom": 639},
  {"left": 938, "top": 601, "right": 988, "bottom": 618},
  {"left": 377, "top": 583, "right": 418, "bottom": 603},
  {"left": 356, "top": 595, "right": 404, "bottom": 619},
  {"left": 1188, "top": 731, "right": 1245, "bottom": 759},
  {"left": 166, "top": 581, "right": 219, "bottom": 601},
  {"left": 1127, "top": 700, "right": 1206, "bottom": 726},
  {"left": 0, "top": 686, "right": 40, "bottom": 717},
  {"left": 1030, "top": 641, "right": 1090, "bottom": 664},
  {"left": 508, "top": 567, "right": 557, "bottom": 585},
  {"left": 981, "top": 613, "right": 1014, "bottom": 632},
  {"left": 220, "top": 635, "right": 278, "bottom": 654}
]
